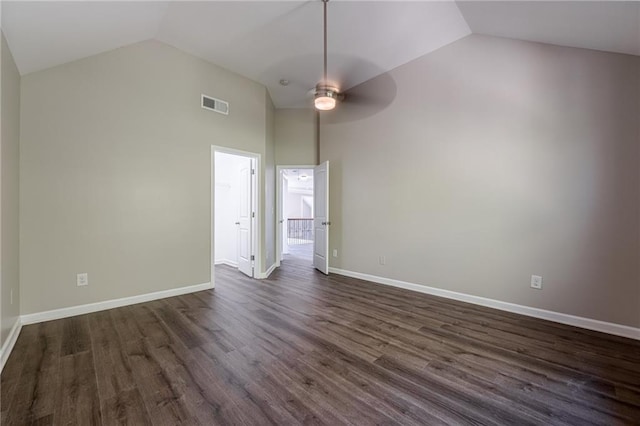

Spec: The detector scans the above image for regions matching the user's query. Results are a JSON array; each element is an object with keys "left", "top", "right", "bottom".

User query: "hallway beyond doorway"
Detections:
[
  {"left": 278, "top": 167, "right": 314, "bottom": 267},
  {"left": 284, "top": 242, "right": 313, "bottom": 263}
]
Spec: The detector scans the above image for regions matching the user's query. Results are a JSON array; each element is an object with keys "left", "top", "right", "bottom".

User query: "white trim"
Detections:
[
  {"left": 21, "top": 282, "right": 212, "bottom": 326},
  {"left": 214, "top": 259, "right": 238, "bottom": 268},
  {"left": 210, "top": 147, "right": 216, "bottom": 289},
  {"left": 257, "top": 263, "right": 278, "bottom": 279},
  {"left": 328, "top": 267, "right": 640, "bottom": 341},
  {"left": 0, "top": 318, "right": 22, "bottom": 373}
]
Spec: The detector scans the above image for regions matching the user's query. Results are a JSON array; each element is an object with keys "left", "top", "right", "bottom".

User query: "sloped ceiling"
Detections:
[
  {"left": 2, "top": 1, "right": 639, "bottom": 108},
  {"left": 457, "top": 1, "right": 640, "bottom": 57}
]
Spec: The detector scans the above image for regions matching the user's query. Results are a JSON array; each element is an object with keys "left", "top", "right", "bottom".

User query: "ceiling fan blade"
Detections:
[{"left": 323, "top": 72, "right": 397, "bottom": 124}]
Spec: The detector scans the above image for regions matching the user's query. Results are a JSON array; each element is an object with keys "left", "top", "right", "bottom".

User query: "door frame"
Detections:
[
  {"left": 276, "top": 165, "right": 316, "bottom": 267},
  {"left": 211, "top": 146, "right": 261, "bottom": 287}
]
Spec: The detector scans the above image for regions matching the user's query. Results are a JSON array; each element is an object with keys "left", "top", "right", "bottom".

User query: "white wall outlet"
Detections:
[
  {"left": 332, "top": 249, "right": 338, "bottom": 258},
  {"left": 379, "top": 256, "right": 386, "bottom": 265},
  {"left": 77, "top": 273, "right": 89, "bottom": 287},
  {"left": 530, "top": 275, "right": 543, "bottom": 290}
]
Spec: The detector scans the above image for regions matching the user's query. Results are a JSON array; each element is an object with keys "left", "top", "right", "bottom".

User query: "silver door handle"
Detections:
[
  {"left": 279, "top": 220, "right": 284, "bottom": 224},
  {"left": 322, "top": 221, "right": 331, "bottom": 226},
  {"left": 235, "top": 222, "right": 240, "bottom": 225}
]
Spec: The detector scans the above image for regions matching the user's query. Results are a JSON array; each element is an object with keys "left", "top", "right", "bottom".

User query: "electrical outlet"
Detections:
[
  {"left": 379, "top": 256, "right": 386, "bottom": 265},
  {"left": 332, "top": 249, "right": 338, "bottom": 258},
  {"left": 530, "top": 275, "right": 543, "bottom": 290},
  {"left": 77, "top": 273, "right": 89, "bottom": 287}
]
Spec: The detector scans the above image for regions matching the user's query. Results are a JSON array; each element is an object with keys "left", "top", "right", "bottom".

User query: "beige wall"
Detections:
[
  {"left": 321, "top": 35, "right": 640, "bottom": 327},
  {"left": 275, "top": 108, "right": 317, "bottom": 166},
  {"left": 1, "top": 32, "right": 21, "bottom": 346},
  {"left": 20, "top": 40, "right": 272, "bottom": 314}
]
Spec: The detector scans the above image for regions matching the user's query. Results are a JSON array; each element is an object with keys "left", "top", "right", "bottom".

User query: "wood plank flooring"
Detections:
[{"left": 2, "top": 251, "right": 640, "bottom": 425}]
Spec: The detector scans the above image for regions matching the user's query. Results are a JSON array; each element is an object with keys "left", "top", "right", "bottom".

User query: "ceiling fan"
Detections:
[
  {"left": 308, "top": 0, "right": 397, "bottom": 120},
  {"left": 313, "top": 0, "right": 341, "bottom": 111}
]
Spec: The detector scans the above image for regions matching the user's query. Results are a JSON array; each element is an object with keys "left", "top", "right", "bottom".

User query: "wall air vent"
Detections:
[{"left": 201, "top": 94, "right": 229, "bottom": 115}]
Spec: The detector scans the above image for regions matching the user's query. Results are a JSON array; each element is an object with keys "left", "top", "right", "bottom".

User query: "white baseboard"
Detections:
[
  {"left": 329, "top": 267, "right": 640, "bottom": 341},
  {"left": 1, "top": 318, "right": 22, "bottom": 373},
  {"left": 215, "top": 259, "right": 238, "bottom": 268},
  {"left": 257, "top": 263, "right": 278, "bottom": 279},
  {"left": 21, "top": 282, "right": 212, "bottom": 326}
]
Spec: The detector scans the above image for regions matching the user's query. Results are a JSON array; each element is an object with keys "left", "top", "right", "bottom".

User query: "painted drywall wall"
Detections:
[
  {"left": 275, "top": 108, "right": 316, "bottom": 166},
  {"left": 321, "top": 35, "right": 640, "bottom": 328},
  {"left": 20, "top": 40, "right": 272, "bottom": 314},
  {"left": 284, "top": 190, "right": 312, "bottom": 219},
  {"left": 1, "top": 32, "right": 20, "bottom": 347}
]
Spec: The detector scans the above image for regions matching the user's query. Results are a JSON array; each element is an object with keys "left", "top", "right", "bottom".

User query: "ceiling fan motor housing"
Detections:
[{"left": 315, "top": 85, "right": 339, "bottom": 99}]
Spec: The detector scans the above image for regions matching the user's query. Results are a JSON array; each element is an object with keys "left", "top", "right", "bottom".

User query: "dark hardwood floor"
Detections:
[{"left": 2, "top": 249, "right": 640, "bottom": 425}]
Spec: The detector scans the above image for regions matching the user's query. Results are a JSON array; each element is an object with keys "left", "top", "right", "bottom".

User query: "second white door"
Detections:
[
  {"left": 313, "top": 161, "right": 329, "bottom": 274},
  {"left": 237, "top": 159, "right": 254, "bottom": 277}
]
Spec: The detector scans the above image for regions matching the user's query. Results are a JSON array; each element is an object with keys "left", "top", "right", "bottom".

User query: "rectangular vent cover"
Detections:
[{"left": 201, "top": 94, "right": 229, "bottom": 115}]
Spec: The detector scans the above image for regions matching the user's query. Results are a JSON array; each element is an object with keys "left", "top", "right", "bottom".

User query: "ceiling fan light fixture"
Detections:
[
  {"left": 314, "top": 87, "right": 337, "bottom": 111},
  {"left": 315, "top": 96, "right": 335, "bottom": 111}
]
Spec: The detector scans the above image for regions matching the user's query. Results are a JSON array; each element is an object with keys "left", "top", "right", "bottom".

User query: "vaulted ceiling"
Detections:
[{"left": 2, "top": 1, "right": 639, "bottom": 109}]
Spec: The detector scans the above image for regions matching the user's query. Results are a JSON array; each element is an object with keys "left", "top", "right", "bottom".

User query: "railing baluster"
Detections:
[{"left": 287, "top": 218, "right": 313, "bottom": 245}]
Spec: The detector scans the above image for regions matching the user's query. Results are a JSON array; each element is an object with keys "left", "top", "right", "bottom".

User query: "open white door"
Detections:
[
  {"left": 237, "top": 159, "right": 253, "bottom": 277},
  {"left": 281, "top": 175, "right": 290, "bottom": 256},
  {"left": 313, "top": 161, "right": 329, "bottom": 274}
]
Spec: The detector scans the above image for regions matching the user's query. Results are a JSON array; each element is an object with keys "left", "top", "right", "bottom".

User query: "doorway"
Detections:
[
  {"left": 277, "top": 167, "right": 314, "bottom": 265},
  {"left": 212, "top": 148, "right": 259, "bottom": 282}
]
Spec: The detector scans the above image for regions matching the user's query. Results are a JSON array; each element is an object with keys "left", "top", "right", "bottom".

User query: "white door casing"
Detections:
[{"left": 313, "top": 161, "right": 329, "bottom": 274}]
